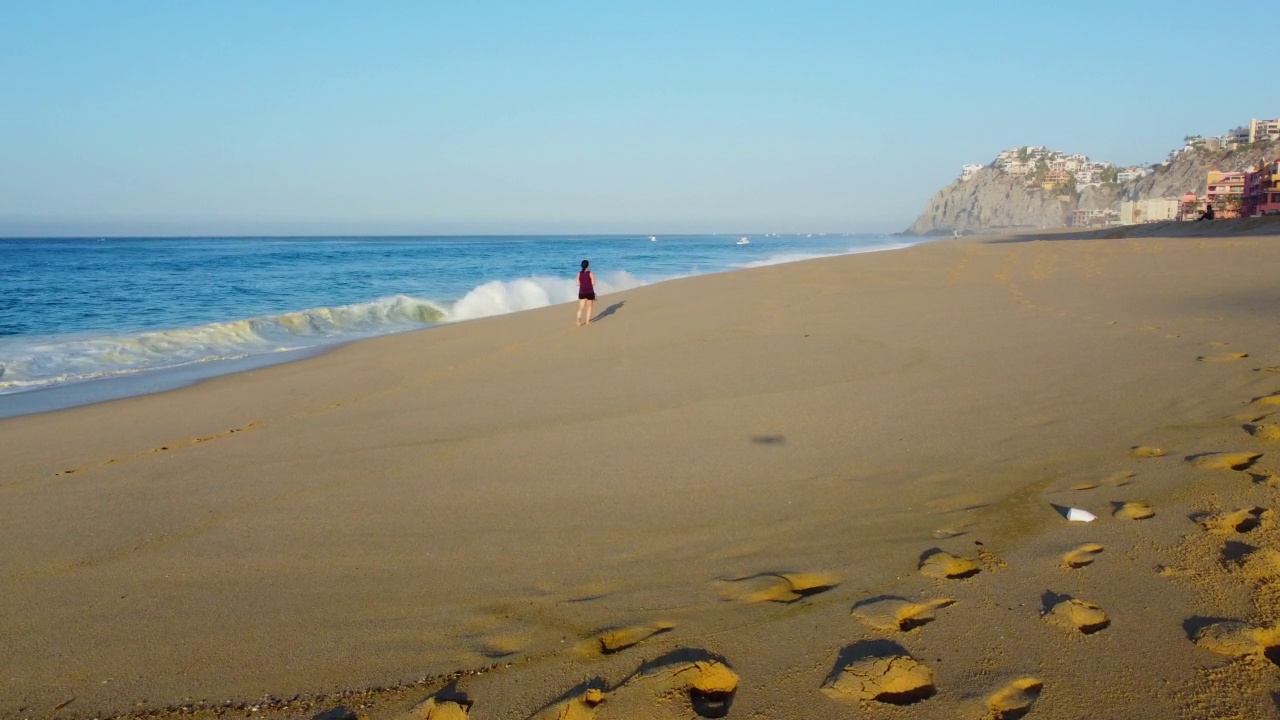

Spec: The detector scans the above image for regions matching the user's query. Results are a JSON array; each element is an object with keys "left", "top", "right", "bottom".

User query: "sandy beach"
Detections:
[{"left": 6, "top": 220, "right": 1280, "bottom": 719}]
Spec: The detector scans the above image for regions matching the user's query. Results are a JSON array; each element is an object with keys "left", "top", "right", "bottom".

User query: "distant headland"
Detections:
[{"left": 906, "top": 117, "right": 1280, "bottom": 235}]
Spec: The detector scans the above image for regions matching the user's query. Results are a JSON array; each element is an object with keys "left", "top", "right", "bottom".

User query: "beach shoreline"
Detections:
[
  {"left": 0, "top": 234, "right": 920, "bottom": 420},
  {"left": 5, "top": 226, "right": 1280, "bottom": 719}
]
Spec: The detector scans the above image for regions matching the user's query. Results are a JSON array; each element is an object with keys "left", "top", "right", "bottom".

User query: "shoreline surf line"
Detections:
[{"left": 0, "top": 238, "right": 928, "bottom": 418}]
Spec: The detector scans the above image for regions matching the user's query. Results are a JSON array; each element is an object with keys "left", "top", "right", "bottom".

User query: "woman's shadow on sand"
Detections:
[{"left": 592, "top": 301, "right": 625, "bottom": 323}]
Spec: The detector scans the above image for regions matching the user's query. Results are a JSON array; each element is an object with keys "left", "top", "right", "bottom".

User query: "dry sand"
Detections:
[{"left": 4, "top": 219, "right": 1280, "bottom": 719}]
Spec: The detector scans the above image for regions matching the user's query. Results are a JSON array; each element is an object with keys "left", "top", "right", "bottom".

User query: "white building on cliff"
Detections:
[
  {"left": 1116, "top": 167, "right": 1152, "bottom": 183},
  {"left": 1249, "top": 118, "right": 1280, "bottom": 143}
]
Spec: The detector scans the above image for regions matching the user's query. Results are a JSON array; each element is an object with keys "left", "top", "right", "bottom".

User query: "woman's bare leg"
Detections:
[
  {"left": 576, "top": 298, "right": 586, "bottom": 326},
  {"left": 584, "top": 299, "right": 595, "bottom": 324}
]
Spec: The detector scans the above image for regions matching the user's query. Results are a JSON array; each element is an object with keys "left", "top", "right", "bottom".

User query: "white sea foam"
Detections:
[
  {"left": 445, "top": 271, "right": 644, "bottom": 321},
  {"left": 0, "top": 274, "right": 653, "bottom": 394},
  {"left": 0, "top": 241, "right": 917, "bottom": 397},
  {"left": 732, "top": 241, "right": 920, "bottom": 269},
  {"left": 0, "top": 295, "right": 447, "bottom": 394}
]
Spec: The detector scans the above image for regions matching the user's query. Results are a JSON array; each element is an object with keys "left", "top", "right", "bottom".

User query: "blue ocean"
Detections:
[{"left": 0, "top": 234, "right": 919, "bottom": 415}]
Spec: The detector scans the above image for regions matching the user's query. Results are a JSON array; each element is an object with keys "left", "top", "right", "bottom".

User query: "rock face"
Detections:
[
  {"left": 905, "top": 140, "right": 1280, "bottom": 236},
  {"left": 905, "top": 168, "right": 1071, "bottom": 236},
  {"left": 1124, "top": 141, "right": 1280, "bottom": 201}
]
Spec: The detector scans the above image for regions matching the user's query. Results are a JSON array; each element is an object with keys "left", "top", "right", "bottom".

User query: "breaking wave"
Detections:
[
  {"left": 448, "top": 270, "right": 644, "bottom": 321},
  {"left": 0, "top": 295, "right": 447, "bottom": 394},
  {"left": 0, "top": 273, "right": 650, "bottom": 395},
  {"left": 0, "top": 243, "right": 913, "bottom": 396}
]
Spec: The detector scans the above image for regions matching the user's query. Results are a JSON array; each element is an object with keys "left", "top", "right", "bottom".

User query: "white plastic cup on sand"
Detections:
[{"left": 1066, "top": 508, "right": 1097, "bottom": 522}]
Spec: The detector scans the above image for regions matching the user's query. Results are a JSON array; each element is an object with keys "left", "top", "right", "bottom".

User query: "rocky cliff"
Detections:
[
  {"left": 905, "top": 140, "right": 1279, "bottom": 236},
  {"left": 1123, "top": 140, "right": 1279, "bottom": 201}
]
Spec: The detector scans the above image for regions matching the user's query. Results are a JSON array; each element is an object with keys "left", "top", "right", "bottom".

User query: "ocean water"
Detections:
[{"left": 0, "top": 234, "right": 920, "bottom": 413}]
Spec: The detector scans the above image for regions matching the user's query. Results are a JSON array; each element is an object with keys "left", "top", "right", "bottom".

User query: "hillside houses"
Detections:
[
  {"left": 946, "top": 112, "right": 1278, "bottom": 228},
  {"left": 961, "top": 115, "right": 1279, "bottom": 186},
  {"left": 1167, "top": 117, "right": 1280, "bottom": 163},
  {"left": 958, "top": 146, "right": 1119, "bottom": 190},
  {"left": 1115, "top": 168, "right": 1152, "bottom": 183},
  {"left": 1243, "top": 158, "right": 1280, "bottom": 216}
]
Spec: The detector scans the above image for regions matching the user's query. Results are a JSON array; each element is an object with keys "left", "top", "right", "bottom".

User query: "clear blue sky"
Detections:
[{"left": 0, "top": 0, "right": 1272, "bottom": 236}]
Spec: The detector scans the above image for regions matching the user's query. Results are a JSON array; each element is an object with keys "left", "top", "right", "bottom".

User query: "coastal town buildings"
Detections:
[
  {"left": 1159, "top": 162, "right": 1275, "bottom": 223},
  {"left": 959, "top": 120, "right": 1275, "bottom": 226},
  {"left": 1115, "top": 167, "right": 1152, "bottom": 183},
  {"left": 994, "top": 147, "right": 1045, "bottom": 168},
  {"left": 1119, "top": 198, "right": 1180, "bottom": 224},
  {"left": 1206, "top": 170, "right": 1247, "bottom": 219},
  {"left": 1074, "top": 167, "right": 1102, "bottom": 185},
  {"left": 1071, "top": 208, "right": 1120, "bottom": 227},
  {"left": 1179, "top": 192, "right": 1204, "bottom": 221},
  {"left": 1041, "top": 169, "right": 1072, "bottom": 190},
  {"left": 1248, "top": 118, "right": 1280, "bottom": 144},
  {"left": 1243, "top": 158, "right": 1280, "bottom": 216},
  {"left": 969, "top": 146, "right": 1115, "bottom": 188},
  {"left": 1168, "top": 118, "right": 1279, "bottom": 162}
]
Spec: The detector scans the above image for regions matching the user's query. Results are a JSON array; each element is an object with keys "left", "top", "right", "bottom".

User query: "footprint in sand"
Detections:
[
  {"left": 1254, "top": 393, "right": 1280, "bottom": 408},
  {"left": 1072, "top": 470, "right": 1136, "bottom": 490},
  {"left": 1245, "top": 422, "right": 1280, "bottom": 441},
  {"left": 398, "top": 689, "right": 472, "bottom": 720},
  {"left": 1238, "top": 547, "right": 1280, "bottom": 580},
  {"left": 977, "top": 546, "right": 1009, "bottom": 571},
  {"left": 589, "top": 650, "right": 738, "bottom": 720},
  {"left": 1114, "top": 501, "right": 1154, "bottom": 520},
  {"left": 574, "top": 621, "right": 675, "bottom": 659},
  {"left": 1255, "top": 472, "right": 1280, "bottom": 487},
  {"left": 1195, "top": 507, "right": 1266, "bottom": 534},
  {"left": 1256, "top": 366, "right": 1280, "bottom": 374},
  {"left": 1198, "top": 352, "right": 1249, "bottom": 362},
  {"left": 464, "top": 608, "right": 560, "bottom": 660},
  {"left": 555, "top": 581, "right": 616, "bottom": 604},
  {"left": 1188, "top": 451, "right": 1263, "bottom": 471},
  {"left": 933, "top": 524, "right": 972, "bottom": 539},
  {"left": 851, "top": 596, "right": 956, "bottom": 632},
  {"left": 1062, "top": 543, "right": 1105, "bottom": 568},
  {"left": 475, "top": 633, "right": 534, "bottom": 659},
  {"left": 1131, "top": 446, "right": 1166, "bottom": 458},
  {"left": 1043, "top": 595, "right": 1110, "bottom": 634},
  {"left": 918, "top": 549, "right": 981, "bottom": 579},
  {"left": 822, "top": 640, "right": 935, "bottom": 705},
  {"left": 528, "top": 686, "right": 606, "bottom": 720},
  {"left": 1103, "top": 470, "right": 1136, "bottom": 487},
  {"left": 1191, "top": 620, "right": 1280, "bottom": 666},
  {"left": 987, "top": 677, "right": 1044, "bottom": 720},
  {"left": 1218, "top": 540, "right": 1259, "bottom": 569},
  {"left": 719, "top": 572, "right": 839, "bottom": 603}
]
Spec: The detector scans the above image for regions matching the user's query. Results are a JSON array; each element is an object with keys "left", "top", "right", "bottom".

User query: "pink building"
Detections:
[
  {"left": 1179, "top": 191, "right": 1202, "bottom": 221},
  {"left": 1243, "top": 158, "right": 1280, "bottom": 216},
  {"left": 1206, "top": 170, "right": 1247, "bottom": 219}
]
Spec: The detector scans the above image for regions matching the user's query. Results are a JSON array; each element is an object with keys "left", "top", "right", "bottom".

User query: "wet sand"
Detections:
[{"left": 5, "top": 220, "right": 1280, "bottom": 719}]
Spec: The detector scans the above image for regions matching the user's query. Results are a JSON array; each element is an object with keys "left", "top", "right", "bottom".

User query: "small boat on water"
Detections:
[{"left": 736, "top": 237, "right": 750, "bottom": 245}]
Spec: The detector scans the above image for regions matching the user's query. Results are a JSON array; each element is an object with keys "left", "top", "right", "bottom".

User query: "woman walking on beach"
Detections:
[{"left": 576, "top": 260, "right": 596, "bottom": 327}]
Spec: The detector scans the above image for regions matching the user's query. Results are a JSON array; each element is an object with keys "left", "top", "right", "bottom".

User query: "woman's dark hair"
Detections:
[{"left": 581, "top": 260, "right": 590, "bottom": 269}]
